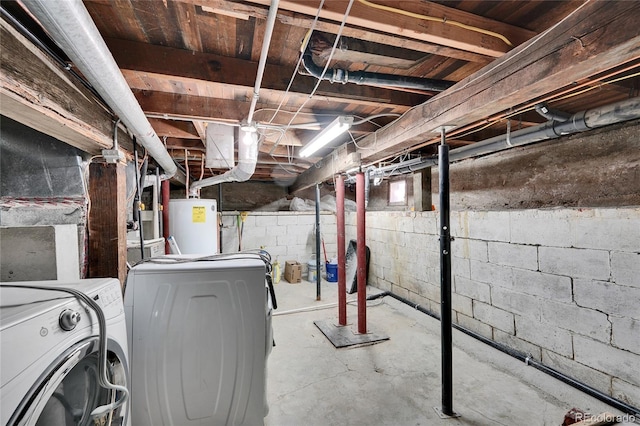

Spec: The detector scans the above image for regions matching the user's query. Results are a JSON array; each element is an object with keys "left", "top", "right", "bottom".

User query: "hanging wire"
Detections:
[{"left": 268, "top": 0, "right": 356, "bottom": 154}]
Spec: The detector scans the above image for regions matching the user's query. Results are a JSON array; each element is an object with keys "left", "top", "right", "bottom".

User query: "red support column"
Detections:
[
  {"left": 336, "top": 175, "right": 347, "bottom": 326},
  {"left": 356, "top": 172, "right": 367, "bottom": 334},
  {"left": 162, "top": 179, "right": 170, "bottom": 254}
]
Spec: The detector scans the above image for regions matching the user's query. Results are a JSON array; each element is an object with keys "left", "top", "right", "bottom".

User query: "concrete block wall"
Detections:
[
  {"left": 346, "top": 207, "right": 640, "bottom": 408},
  {"left": 220, "top": 212, "right": 337, "bottom": 273}
]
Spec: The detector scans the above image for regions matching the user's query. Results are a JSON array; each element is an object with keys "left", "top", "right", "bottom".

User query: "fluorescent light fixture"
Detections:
[{"left": 299, "top": 116, "right": 353, "bottom": 158}]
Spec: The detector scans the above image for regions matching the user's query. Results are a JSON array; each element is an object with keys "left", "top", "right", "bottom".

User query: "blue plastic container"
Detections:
[{"left": 326, "top": 262, "right": 338, "bottom": 282}]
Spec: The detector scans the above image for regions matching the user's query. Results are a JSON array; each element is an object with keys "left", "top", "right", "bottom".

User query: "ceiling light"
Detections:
[{"left": 299, "top": 116, "right": 353, "bottom": 158}]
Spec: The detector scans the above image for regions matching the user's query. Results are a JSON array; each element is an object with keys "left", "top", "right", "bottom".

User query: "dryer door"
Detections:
[{"left": 9, "top": 337, "right": 128, "bottom": 426}]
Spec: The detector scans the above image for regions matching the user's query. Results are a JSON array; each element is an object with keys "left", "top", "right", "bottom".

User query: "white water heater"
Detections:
[{"left": 168, "top": 199, "right": 218, "bottom": 254}]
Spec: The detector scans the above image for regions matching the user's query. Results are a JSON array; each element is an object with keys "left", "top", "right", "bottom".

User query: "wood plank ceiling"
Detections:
[{"left": 10, "top": 1, "right": 640, "bottom": 189}]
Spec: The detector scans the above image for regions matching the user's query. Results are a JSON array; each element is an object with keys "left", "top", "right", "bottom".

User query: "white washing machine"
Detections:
[
  {"left": 124, "top": 253, "right": 274, "bottom": 426},
  {"left": 0, "top": 278, "right": 130, "bottom": 426}
]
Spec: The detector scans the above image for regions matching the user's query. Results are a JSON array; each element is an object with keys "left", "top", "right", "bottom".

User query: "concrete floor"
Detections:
[{"left": 264, "top": 280, "right": 629, "bottom": 426}]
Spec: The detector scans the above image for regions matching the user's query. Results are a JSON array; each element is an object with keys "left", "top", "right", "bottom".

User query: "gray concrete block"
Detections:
[
  {"left": 541, "top": 349, "right": 612, "bottom": 396},
  {"left": 297, "top": 214, "right": 316, "bottom": 225},
  {"left": 452, "top": 294, "right": 474, "bottom": 317},
  {"left": 612, "top": 378, "right": 640, "bottom": 409},
  {"left": 396, "top": 215, "right": 414, "bottom": 233},
  {"left": 454, "top": 276, "right": 491, "bottom": 303},
  {"left": 470, "top": 260, "right": 514, "bottom": 289},
  {"left": 516, "top": 317, "right": 573, "bottom": 357},
  {"left": 453, "top": 238, "right": 488, "bottom": 262},
  {"left": 382, "top": 266, "right": 400, "bottom": 285},
  {"left": 611, "top": 252, "right": 640, "bottom": 288},
  {"left": 473, "top": 301, "right": 515, "bottom": 334},
  {"left": 493, "top": 328, "right": 542, "bottom": 360},
  {"left": 611, "top": 316, "right": 640, "bottom": 355},
  {"left": 538, "top": 246, "right": 610, "bottom": 280},
  {"left": 467, "top": 211, "right": 510, "bottom": 242},
  {"left": 574, "top": 334, "right": 640, "bottom": 387},
  {"left": 509, "top": 209, "right": 572, "bottom": 247},
  {"left": 452, "top": 257, "right": 471, "bottom": 280},
  {"left": 255, "top": 215, "right": 276, "bottom": 227},
  {"left": 511, "top": 269, "right": 572, "bottom": 302},
  {"left": 456, "top": 313, "right": 493, "bottom": 340},
  {"left": 277, "top": 215, "right": 298, "bottom": 226},
  {"left": 391, "top": 284, "right": 409, "bottom": 300},
  {"left": 488, "top": 241, "right": 538, "bottom": 271},
  {"left": 414, "top": 214, "right": 437, "bottom": 235},
  {"left": 572, "top": 210, "right": 640, "bottom": 252},
  {"left": 574, "top": 279, "right": 640, "bottom": 320},
  {"left": 491, "top": 287, "right": 541, "bottom": 320},
  {"left": 541, "top": 300, "right": 611, "bottom": 343}
]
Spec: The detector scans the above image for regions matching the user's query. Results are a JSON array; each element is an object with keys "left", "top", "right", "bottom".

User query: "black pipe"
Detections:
[
  {"left": 302, "top": 39, "right": 454, "bottom": 92},
  {"left": 438, "top": 130, "right": 454, "bottom": 416},
  {"left": 315, "top": 183, "right": 322, "bottom": 301},
  {"left": 367, "top": 291, "right": 640, "bottom": 417}
]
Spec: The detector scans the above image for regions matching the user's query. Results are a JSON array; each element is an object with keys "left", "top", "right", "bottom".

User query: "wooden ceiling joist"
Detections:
[
  {"left": 243, "top": 0, "right": 536, "bottom": 57},
  {"left": 106, "top": 37, "right": 427, "bottom": 110},
  {"left": 291, "top": 0, "right": 640, "bottom": 192}
]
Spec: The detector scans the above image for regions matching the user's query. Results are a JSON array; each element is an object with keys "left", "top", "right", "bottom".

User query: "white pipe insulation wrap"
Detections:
[
  {"left": 190, "top": 130, "right": 259, "bottom": 191},
  {"left": 21, "top": 0, "right": 182, "bottom": 182}
]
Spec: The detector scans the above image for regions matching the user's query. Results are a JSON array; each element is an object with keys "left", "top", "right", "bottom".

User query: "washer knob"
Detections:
[{"left": 59, "top": 309, "right": 81, "bottom": 331}]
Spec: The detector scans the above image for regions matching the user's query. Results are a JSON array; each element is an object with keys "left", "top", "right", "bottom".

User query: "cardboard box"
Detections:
[{"left": 284, "top": 260, "right": 302, "bottom": 283}]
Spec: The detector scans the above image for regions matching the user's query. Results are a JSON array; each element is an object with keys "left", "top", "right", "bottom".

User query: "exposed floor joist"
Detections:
[{"left": 291, "top": 0, "right": 640, "bottom": 191}]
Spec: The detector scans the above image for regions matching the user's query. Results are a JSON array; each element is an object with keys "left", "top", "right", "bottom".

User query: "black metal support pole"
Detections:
[
  {"left": 315, "top": 183, "right": 322, "bottom": 301},
  {"left": 439, "top": 128, "right": 454, "bottom": 416}
]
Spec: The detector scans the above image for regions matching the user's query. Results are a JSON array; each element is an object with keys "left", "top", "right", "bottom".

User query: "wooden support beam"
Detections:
[
  {"left": 88, "top": 162, "right": 127, "bottom": 286},
  {"left": 243, "top": 0, "right": 535, "bottom": 57},
  {"left": 0, "top": 17, "right": 133, "bottom": 154},
  {"left": 291, "top": 0, "right": 640, "bottom": 191}
]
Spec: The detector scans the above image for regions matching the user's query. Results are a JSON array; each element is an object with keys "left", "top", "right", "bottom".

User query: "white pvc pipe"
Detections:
[
  {"left": 246, "top": 0, "right": 280, "bottom": 126},
  {"left": 22, "top": 0, "right": 182, "bottom": 181}
]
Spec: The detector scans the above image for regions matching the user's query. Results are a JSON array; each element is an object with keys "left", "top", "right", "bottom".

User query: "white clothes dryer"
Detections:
[
  {"left": 124, "top": 253, "right": 274, "bottom": 426},
  {"left": 1, "top": 278, "right": 130, "bottom": 426}
]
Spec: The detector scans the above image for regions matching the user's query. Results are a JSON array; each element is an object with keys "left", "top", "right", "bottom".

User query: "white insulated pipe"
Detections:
[
  {"left": 189, "top": 0, "right": 279, "bottom": 193},
  {"left": 22, "top": 0, "right": 182, "bottom": 182},
  {"left": 246, "top": 0, "right": 279, "bottom": 126}
]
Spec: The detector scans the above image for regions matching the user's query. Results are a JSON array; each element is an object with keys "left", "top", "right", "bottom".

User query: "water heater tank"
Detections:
[{"left": 168, "top": 199, "right": 218, "bottom": 254}]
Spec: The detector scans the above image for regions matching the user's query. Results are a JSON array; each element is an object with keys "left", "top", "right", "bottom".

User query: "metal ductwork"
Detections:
[
  {"left": 302, "top": 34, "right": 455, "bottom": 92},
  {"left": 189, "top": 130, "right": 259, "bottom": 194},
  {"left": 356, "top": 96, "right": 640, "bottom": 181},
  {"left": 21, "top": 0, "right": 183, "bottom": 182}
]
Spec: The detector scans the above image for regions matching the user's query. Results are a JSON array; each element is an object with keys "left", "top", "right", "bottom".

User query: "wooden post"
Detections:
[
  {"left": 88, "top": 162, "right": 127, "bottom": 286},
  {"left": 413, "top": 171, "right": 432, "bottom": 212}
]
